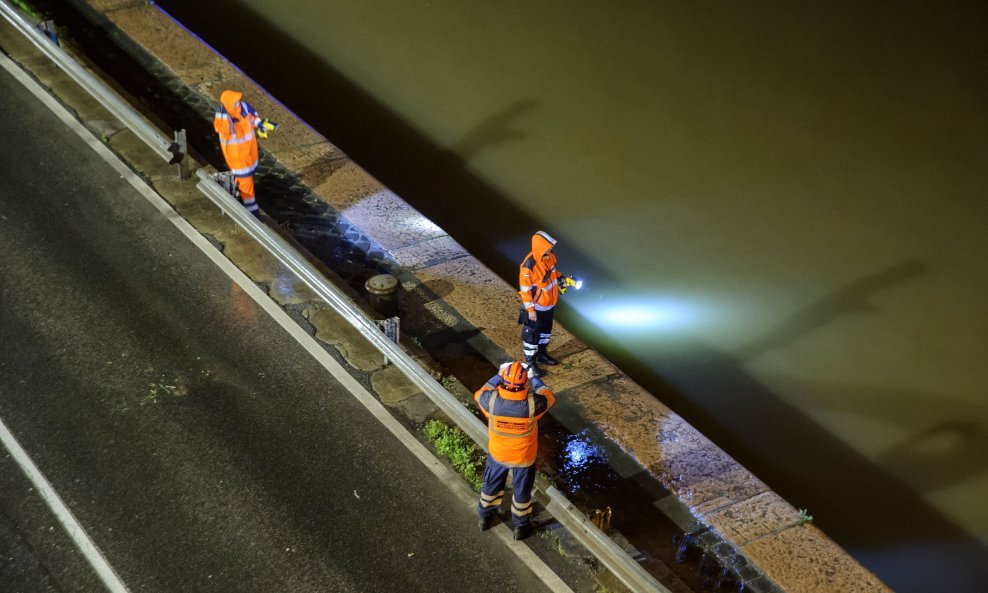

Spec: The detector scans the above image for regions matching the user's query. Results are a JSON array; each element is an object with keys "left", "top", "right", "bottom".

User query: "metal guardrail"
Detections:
[
  {"left": 0, "top": 0, "right": 188, "bottom": 178},
  {"left": 0, "top": 0, "right": 669, "bottom": 586},
  {"left": 196, "top": 172, "right": 671, "bottom": 593},
  {"left": 196, "top": 170, "right": 491, "bottom": 445}
]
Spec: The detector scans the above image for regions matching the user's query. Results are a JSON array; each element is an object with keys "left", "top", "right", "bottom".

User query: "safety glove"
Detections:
[
  {"left": 530, "top": 376, "right": 546, "bottom": 393},
  {"left": 256, "top": 119, "right": 279, "bottom": 138}
]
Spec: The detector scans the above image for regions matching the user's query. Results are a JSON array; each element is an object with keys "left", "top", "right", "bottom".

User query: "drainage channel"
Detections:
[{"left": 13, "top": 2, "right": 781, "bottom": 592}]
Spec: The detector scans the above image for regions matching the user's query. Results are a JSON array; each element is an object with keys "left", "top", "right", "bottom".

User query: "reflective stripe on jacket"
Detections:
[
  {"left": 475, "top": 374, "right": 555, "bottom": 467},
  {"left": 213, "top": 90, "right": 261, "bottom": 178},
  {"left": 519, "top": 231, "right": 563, "bottom": 312}
]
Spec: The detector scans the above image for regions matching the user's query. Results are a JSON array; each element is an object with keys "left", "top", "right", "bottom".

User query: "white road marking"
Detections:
[
  {"left": 0, "top": 418, "right": 132, "bottom": 593},
  {"left": 0, "top": 43, "right": 574, "bottom": 593}
]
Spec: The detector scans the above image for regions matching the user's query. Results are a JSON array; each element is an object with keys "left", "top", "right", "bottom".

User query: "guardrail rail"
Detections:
[{"left": 0, "top": 0, "right": 189, "bottom": 178}]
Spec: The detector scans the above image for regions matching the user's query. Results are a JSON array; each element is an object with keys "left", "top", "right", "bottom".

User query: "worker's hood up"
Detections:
[
  {"left": 220, "top": 90, "right": 243, "bottom": 119},
  {"left": 531, "top": 231, "right": 557, "bottom": 259}
]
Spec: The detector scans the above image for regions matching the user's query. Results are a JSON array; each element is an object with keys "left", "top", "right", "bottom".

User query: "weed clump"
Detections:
[{"left": 424, "top": 420, "right": 485, "bottom": 491}]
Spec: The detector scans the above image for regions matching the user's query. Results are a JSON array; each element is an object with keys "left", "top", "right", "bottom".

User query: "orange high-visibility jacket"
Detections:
[
  {"left": 519, "top": 231, "right": 564, "bottom": 312},
  {"left": 213, "top": 90, "right": 261, "bottom": 178},
  {"left": 475, "top": 375, "right": 555, "bottom": 467}
]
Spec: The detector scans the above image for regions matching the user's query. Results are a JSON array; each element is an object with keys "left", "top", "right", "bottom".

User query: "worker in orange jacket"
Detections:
[
  {"left": 213, "top": 90, "right": 276, "bottom": 217},
  {"left": 519, "top": 230, "right": 577, "bottom": 376},
  {"left": 475, "top": 361, "right": 555, "bottom": 540}
]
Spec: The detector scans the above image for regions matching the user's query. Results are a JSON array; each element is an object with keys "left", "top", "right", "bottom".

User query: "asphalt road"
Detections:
[{"left": 0, "top": 58, "right": 550, "bottom": 592}]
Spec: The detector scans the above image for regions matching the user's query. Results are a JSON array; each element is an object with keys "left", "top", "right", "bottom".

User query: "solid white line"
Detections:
[
  {"left": 0, "top": 45, "right": 574, "bottom": 593},
  {"left": 0, "top": 418, "right": 132, "bottom": 593}
]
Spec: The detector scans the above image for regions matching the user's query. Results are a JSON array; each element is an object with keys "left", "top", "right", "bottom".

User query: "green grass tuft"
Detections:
[
  {"left": 12, "top": 0, "right": 44, "bottom": 21},
  {"left": 424, "top": 420, "right": 485, "bottom": 491}
]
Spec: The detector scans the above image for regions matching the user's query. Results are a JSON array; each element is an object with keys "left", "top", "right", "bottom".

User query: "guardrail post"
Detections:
[
  {"left": 171, "top": 128, "right": 189, "bottom": 179},
  {"left": 376, "top": 316, "right": 400, "bottom": 367},
  {"left": 37, "top": 19, "right": 56, "bottom": 45},
  {"left": 1, "top": 0, "right": 181, "bottom": 164}
]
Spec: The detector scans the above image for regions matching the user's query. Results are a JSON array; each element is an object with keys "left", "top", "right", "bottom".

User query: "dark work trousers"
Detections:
[
  {"left": 521, "top": 306, "right": 555, "bottom": 362},
  {"left": 477, "top": 457, "right": 537, "bottom": 527}
]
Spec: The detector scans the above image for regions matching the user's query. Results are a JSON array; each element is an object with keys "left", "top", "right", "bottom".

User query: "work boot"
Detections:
[
  {"left": 537, "top": 352, "right": 559, "bottom": 366},
  {"left": 478, "top": 514, "right": 494, "bottom": 532},
  {"left": 513, "top": 523, "right": 532, "bottom": 541},
  {"left": 524, "top": 358, "right": 542, "bottom": 378},
  {"left": 536, "top": 346, "right": 559, "bottom": 366}
]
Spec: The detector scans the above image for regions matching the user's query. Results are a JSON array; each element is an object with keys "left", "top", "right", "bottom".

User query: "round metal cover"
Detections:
[{"left": 366, "top": 273, "right": 399, "bottom": 295}]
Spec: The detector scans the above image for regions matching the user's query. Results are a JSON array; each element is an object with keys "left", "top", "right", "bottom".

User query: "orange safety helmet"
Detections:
[{"left": 499, "top": 361, "right": 529, "bottom": 392}]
